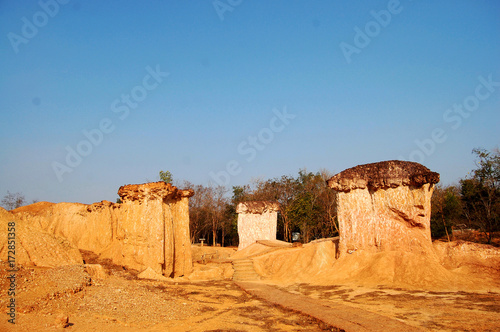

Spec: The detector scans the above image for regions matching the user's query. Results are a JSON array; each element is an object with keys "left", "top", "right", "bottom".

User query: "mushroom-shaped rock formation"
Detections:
[
  {"left": 327, "top": 160, "right": 439, "bottom": 257},
  {"left": 236, "top": 201, "right": 280, "bottom": 250}
]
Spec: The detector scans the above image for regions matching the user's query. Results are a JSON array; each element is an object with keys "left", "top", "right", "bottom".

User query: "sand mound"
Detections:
[
  {"left": 242, "top": 236, "right": 500, "bottom": 291},
  {"left": 11, "top": 201, "right": 57, "bottom": 215},
  {"left": 314, "top": 250, "right": 466, "bottom": 290},
  {"left": 250, "top": 240, "right": 337, "bottom": 283},
  {"left": 0, "top": 207, "right": 83, "bottom": 268}
]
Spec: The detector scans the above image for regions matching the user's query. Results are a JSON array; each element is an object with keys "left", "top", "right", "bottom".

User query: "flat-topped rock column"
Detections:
[
  {"left": 327, "top": 160, "right": 440, "bottom": 257},
  {"left": 117, "top": 182, "right": 194, "bottom": 277},
  {"left": 237, "top": 201, "right": 280, "bottom": 250}
]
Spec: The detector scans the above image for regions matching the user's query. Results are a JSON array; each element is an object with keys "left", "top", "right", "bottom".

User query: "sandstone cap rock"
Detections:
[
  {"left": 236, "top": 201, "right": 280, "bottom": 214},
  {"left": 327, "top": 160, "right": 439, "bottom": 192},
  {"left": 118, "top": 181, "right": 194, "bottom": 202}
]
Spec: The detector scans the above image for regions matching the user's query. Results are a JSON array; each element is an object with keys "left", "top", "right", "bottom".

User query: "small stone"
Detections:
[
  {"left": 55, "top": 313, "right": 69, "bottom": 328},
  {"left": 84, "top": 264, "right": 107, "bottom": 279}
]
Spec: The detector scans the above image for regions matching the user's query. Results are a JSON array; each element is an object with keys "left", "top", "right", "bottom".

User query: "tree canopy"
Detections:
[
  {"left": 459, "top": 148, "right": 500, "bottom": 243},
  {"left": 159, "top": 170, "right": 173, "bottom": 184}
]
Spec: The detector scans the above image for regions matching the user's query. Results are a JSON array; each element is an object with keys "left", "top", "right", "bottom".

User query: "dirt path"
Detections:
[
  {"left": 236, "top": 282, "right": 422, "bottom": 332},
  {"left": 280, "top": 283, "right": 500, "bottom": 332}
]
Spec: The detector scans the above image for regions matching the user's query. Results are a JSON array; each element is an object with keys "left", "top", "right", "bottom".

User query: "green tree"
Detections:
[
  {"left": 296, "top": 168, "right": 338, "bottom": 241},
  {"left": 159, "top": 170, "right": 173, "bottom": 184},
  {"left": 249, "top": 175, "right": 300, "bottom": 241},
  {"left": 245, "top": 169, "right": 338, "bottom": 242},
  {"left": 460, "top": 148, "right": 500, "bottom": 244},
  {"left": 231, "top": 185, "right": 250, "bottom": 204},
  {"left": 288, "top": 192, "right": 319, "bottom": 243}
]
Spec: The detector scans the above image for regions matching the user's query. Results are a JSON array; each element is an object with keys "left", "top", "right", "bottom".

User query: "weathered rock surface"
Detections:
[
  {"left": 0, "top": 207, "right": 83, "bottom": 267},
  {"left": 327, "top": 160, "right": 439, "bottom": 192},
  {"left": 237, "top": 201, "right": 280, "bottom": 251},
  {"left": 327, "top": 160, "right": 439, "bottom": 257},
  {"left": 236, "top": 201, "right": 280, "bottom": 214},
  {"left": 13, "top": 201, "right": 115, "bottom": 254},
  {"left": 12, "top": 182, "right": 194, "bottom": 277}
]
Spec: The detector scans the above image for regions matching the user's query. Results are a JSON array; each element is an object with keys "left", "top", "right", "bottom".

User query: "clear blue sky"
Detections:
[{"left": 1, "top": 1, "right": 499, "bottom": 204}]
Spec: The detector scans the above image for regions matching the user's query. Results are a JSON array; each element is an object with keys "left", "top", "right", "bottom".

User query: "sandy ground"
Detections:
[
  {"left": 0, "top": 256, "right": 335, "bottom": 331},
  {"left": 1, "top": 245, "right": 499, "bottom": 331},
  {"left": 278, "top": 283, "right": 500, "bottom": 331}
]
